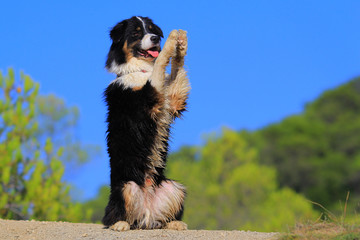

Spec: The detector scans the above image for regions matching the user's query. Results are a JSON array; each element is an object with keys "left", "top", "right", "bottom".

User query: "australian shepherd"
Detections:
[{"left": 102, "top": 16, "right": 190, "bottom": 231}]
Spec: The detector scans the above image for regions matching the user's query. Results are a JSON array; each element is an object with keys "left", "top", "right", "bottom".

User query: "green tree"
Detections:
[
  {"left": 86, "top": 76, "right": 360, "bottom": 228},
  {"left": 83, "top": 185, "right": 109, "bottom": 223},
  {"left": 36, "top": 94, "right": 100, "bottom": 166},
  {"left": 257, "top": 77, "right": 360, "bottom": 209},
  {"left": 166, "top": 129, "right": 316, "bottom": 231},
  {"left": 0, "top": 69, "right": 91, "bottom": 221}
]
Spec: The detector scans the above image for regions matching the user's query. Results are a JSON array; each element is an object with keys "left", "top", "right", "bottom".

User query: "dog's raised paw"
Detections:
[
  {"left": 160, "top": 30, "right": 178, "bottom": 59},
  {"left": 169, "top": 29, "right": 179, "bottom": 41},
  {"left": 109, "top": 221, "right": 130, "bottom": 231},
  {"left": 177, "top": 30, "right": 188, "bottom": 57},
  {"left": 165, "top": 221, "right": 188, "bottom": 230}
]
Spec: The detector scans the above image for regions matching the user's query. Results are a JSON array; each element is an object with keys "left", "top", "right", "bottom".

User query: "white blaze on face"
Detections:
[{"left": 136, "top": 17, "right": 147, "bottom": 32}]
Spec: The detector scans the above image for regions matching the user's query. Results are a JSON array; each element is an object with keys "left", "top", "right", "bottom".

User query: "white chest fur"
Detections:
[
  {"left": 108, "top": 57, "right": 156, "bottom": 89},
  {"left": 111, "top": 71, "right": 152, "bottom": 89}
]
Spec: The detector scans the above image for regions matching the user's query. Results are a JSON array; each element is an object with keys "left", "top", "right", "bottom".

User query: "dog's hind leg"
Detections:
[
  {"left": 150, "top": 30, "right": 178, "bottom": 92},
  {"left": 151, "top": 180, "right": 187, "bottom": 230},
  {"left": 166, "top": 30, "right": 190, "bottom": 117},
  {"left": 102, "top": 188, "right": 131, "bottom": 231}
]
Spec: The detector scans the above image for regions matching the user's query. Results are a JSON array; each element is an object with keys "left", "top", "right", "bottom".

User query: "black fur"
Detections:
[{"left": 103, "top": 81, "right": 167, "bottom": 226}]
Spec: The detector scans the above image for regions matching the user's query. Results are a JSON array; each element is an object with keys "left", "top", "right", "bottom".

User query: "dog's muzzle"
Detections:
[{"left": 140, "top": 34, "right": 161, "bottom": 57}]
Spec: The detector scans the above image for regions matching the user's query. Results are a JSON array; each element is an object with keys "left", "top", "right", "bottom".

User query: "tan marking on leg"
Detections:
[
  {"left": 109, "top": 221, "right": 130, "bottom": 231},
  {"left": 165, "top": 221, "right": 188, "bottom": 230},
  {"left": 122, "top": 182, "right": 147, "bottom": 226},
  {"left": 150, "top": 105, "right": 162, "bottom": 120},
  {"left": 145, "top": 177, "right": 153, "bottom": 187},
  {"left": 122, "top": 183, "right": 134, "bottom": 215},
  {"left": 132, "top": 86, "right": 143, "bottom": 91},
  {"left": 170, "top": 94, "right": 187, "bottom": 116},
  {"left": 166, "top": 69, "right": 190, "bottom": 117},
  {"left": 149, "top": 93, "right": 165, "bottom": 120},
  {"left": 147, "top": 120, "right": 170, "bottom": 169}
]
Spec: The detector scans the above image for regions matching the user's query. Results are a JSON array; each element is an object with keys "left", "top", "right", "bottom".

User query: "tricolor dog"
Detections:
[{"left": 102, "top": 16, "right": 190, "bottom": 231}]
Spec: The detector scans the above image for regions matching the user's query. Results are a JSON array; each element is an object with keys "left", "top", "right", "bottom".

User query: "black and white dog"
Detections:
[{"left": 102, "top": 16, "right": 190, "bottom": 231}]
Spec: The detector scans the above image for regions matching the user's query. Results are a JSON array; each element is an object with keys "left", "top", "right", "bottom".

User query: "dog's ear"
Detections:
[
  {"left": 110, "top": 20, "right": 128, "bottom": 42},
  {"left": 152, "top": 24, "right": 164, "bottom": 38}
]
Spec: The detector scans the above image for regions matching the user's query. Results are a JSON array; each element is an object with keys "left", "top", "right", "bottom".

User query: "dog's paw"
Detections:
[
  {"left": 162, "top": 30, "right": 178, "bottom": 58},
  {"left": 169, "top": 29, "right": 179, "bottom": 41},
  {"left": 109, "top": 221, "right": 130, "bottom": 231},
  {"left": 164, "top": 221, "right": 188, "bottom": 230},
  {"left": 177, "top": 30, "right": 188, "bottom": 57}
]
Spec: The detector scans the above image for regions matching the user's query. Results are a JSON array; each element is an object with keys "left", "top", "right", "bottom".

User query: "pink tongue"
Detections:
[{"left": 147, "top": 50, "right": 159, "bottom": 58}]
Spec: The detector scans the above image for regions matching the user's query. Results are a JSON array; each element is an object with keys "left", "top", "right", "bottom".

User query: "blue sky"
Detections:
[{"left": 1, "top": 1, "right": 360, "bottom": 200}]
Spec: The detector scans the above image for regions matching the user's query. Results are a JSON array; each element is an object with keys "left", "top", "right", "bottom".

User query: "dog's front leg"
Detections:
[
  {"left": 166, "top": 30, "right": 190, "bottom": 117},
  {"left": 150, "top": 30, "right": 178, "bottom": 92}
]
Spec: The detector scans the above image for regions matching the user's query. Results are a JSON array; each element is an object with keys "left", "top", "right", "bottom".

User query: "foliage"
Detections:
[
  {"left": 83, "top": 186, "right": 109, "bottom": 223},
  {"left": 0, "top": 69, "right": 91, "bottom": 221},
  {"left": 86, "top": 76, "right": 360, "bottom": 229},
  {"left": 166, "top": 129, "right": 316, "bottom": 231},
  {"left": 36, "top": 94, "right": 100, "bottom": 166},
  {"left": 257, "top": 77, "right": 360, "bottom": 209}
]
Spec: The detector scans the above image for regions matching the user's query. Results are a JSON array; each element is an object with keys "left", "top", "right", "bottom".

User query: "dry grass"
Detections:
[
  {"left": 279, "top": 222, "right": 360, "bottom": 240},
  {"left": 279, "top": 192, "right": 360, "bottom": 240}
]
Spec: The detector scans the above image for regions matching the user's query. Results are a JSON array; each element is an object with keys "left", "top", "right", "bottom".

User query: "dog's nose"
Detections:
[{"left": 150, "top": 35, "right": 160, "bottom": 44}]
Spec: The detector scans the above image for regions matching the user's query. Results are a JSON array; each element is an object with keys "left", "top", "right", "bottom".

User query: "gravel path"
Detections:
[{"left": 0, "top": 219, "right": 279, "bottom": 240}]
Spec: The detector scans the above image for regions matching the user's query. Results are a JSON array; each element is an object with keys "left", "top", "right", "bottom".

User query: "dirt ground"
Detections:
[{"left": 0, "top": 219, "right": 279, "bottom": 240}]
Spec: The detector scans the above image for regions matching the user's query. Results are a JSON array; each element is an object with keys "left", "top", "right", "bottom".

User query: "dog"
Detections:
[{"left": 102, "top": 16, "right": 190, "bottom": 231}]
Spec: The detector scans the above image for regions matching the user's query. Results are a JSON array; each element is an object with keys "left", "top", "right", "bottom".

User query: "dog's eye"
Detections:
[
  {"left": 132, "top": 27, "right": 142, "bottom": 37},
  {"left": 132, "top": 31, "right": 141, "bottom": 37},
  {"left": 149, "top": 25, "right": 153, "bottom": 30}
]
